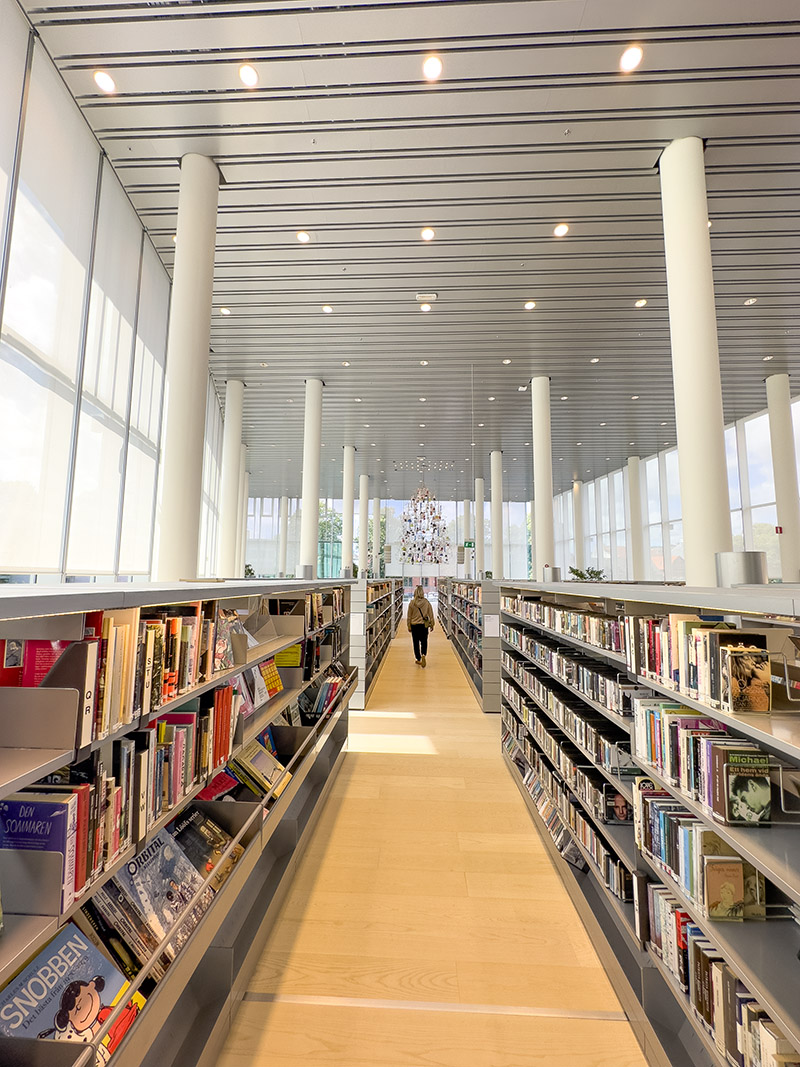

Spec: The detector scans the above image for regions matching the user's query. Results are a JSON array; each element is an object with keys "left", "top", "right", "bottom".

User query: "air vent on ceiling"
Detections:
[{"left": 415, "top": 293, "right": 438, "bottom": 302}]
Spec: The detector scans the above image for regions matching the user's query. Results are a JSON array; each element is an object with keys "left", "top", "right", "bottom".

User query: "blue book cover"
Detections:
[
  {"left": 0, "top": 794, "right": 78, "bottom": 912},
  {"left": 0, "top": 921, "right": 144, "bottom": 1061}
]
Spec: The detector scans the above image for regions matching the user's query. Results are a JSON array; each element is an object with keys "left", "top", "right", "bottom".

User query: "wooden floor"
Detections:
[{"left": 214, "top": 617, "right": 650, "bottom": 1067}]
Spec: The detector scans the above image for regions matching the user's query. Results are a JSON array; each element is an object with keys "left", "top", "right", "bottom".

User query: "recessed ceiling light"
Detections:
[
  {"left": 631, "top": 394, "right": 639, "bottom": 400},
  {"left": 239, "top": 64, "right": 258, "bottom": 87},
  {"left": 219, "top": 307, "right": 231, "bottom": 316},
  {"left": 502, "top": 359, "right": 512, "bottom": 365},
  {"left": 763, "top": 355, "right": 774, "bottom": 361},
  {"left": 420, "top": 423, "right": 425, "bottom": 427},
  {"left": 560, "top": 395, "right": 568, "bottom": 401},
  {"left": 287, "top": 399, "right": 293, "bottom": 404},
  {"left": 371, "top": 442, "right": 376, "bottom": 446},
  {"left": 420, "top": 303, "right": 432, "bottom": 312},
  {"left": 524, "top": 300, "right": 536, "bottom": 310},
  {"left": 354, "top": 397, "right": 362, "bottom": 403},
  {"left": 322, "top": 305, "right": 333, "bottom": 313},
  {"left": 629, "top": 440, "right": 635, "bottom": 445},
  {"left": 559, "top": 457, "right": 563, "bottom": 461},
  {"left": 93, "top": 70, "right": 116, "bottom": 94},
  {"left": 744, "top": 297, "right": 757, "bottom": 305},
  {"left": 600, "top": 422, "right": 606, "bottom": 426},
  {"left": 576, "top": 441, "right": 581, "bottom": 446},
  {"left": 606, "top": 457, "right": 610, "bottom": 461},
  {"left": 419, "top": 397, "right": 427, "bottom": 402},
  {"left": 660, "top": 421, "right": 667, "bottom": 426},
  {"left": 419, "top": 442, "right": 425, "bottom": 447},
  {"left": 518, "top": 385, "right": 527, "bottom": 391},
  {"left": 420, "top": 360, "right": 429, "bottom": 365},
  {"left": 171, "top": 234, "right": 177, "bottom": 243},
  {"left": 488, "top": 396, "right": 496, "bottom": 401},
  {"left": 635, "top": 298, "right": 647, "bottom": 308},
  {"left": 260, "top": 362, "right": 268, "bottom": 367},
  {"left": 296, "top": 231, "right": 311, "bottom": 243},
  {"left": 421, "top": 227, "right": 435, "bottom": 241},
  {"left": 707, "top": 220, "right": 713, "bottom": 228},
  {"left": 471, "top": 442, "right": 476, "bottom": 446},
  {"left": 513, "top": 457, "right": 517, "bottom": 461},
  {"left": 342, "top": 360, "right": 350, "bottom": 366},
  {"left": 590, "top": 357, "right": 600, "bottom": 363},
  {"left": 524, "top": 442, "right": 530, "bottom": 446},
  {"left": 364, "top": 423, "right": 370, "bottom": 428},
  {"left": 423, "top": 55, "right": 443, "bottom": 81},
  {"left": 553, "top": 223, "right": 569, "bottom": 237},
  {"left": 478, "top": 423, "right": 484, "bottom": 427},
  {"left": 619, "top": 45, "right": 643, "bottom": 72}
]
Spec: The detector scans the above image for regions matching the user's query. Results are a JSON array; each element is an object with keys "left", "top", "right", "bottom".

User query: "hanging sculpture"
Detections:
[{"left": 399, "top": 486, "right": 451, "bottom": 563}]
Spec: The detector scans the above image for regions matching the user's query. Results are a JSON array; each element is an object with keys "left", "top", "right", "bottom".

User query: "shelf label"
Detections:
[{"left": 484, "top": 613, "right": 500, "bottom": 638}]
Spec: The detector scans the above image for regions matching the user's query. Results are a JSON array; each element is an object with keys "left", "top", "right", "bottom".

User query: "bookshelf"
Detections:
[
  {"left": 0, "top": 579, "right": 354, "bottom": 1067},
  {"left": 438, "top": 578, "right": 483, "bottom": 701},
  {"left": 349, "top": 578, "right": 402, "bottom": 709},
  {"left": 497, "top": 580, "right": 800, "bottom": 1067}
]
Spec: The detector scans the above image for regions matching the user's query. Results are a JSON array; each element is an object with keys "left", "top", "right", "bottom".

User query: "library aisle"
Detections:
[{"left": 214, "top": 619, "right": 649, "bottom": 1067}]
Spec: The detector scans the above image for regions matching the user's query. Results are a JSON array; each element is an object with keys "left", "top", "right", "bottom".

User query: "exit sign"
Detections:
[{"left": 464, "top": 540, "right": 475, "bottom": 548}]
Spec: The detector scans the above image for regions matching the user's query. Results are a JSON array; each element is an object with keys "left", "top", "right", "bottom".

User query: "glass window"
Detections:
[
  {"left": 645, "top": 456, "right": 661, "bottom": 524},
  {"left": 751, "top": 504, "right": 780, "bottom": 580},
  {"left": 599, "top": 477, "right": 610, "bottom": 533},
  {"left": 668, "top": 520, "right": 685, "bottom": 581},
  {"left": 612, "top": 469, "right": 625, "bottom": 531},
  {"left": 198, "top": 378, "right": 224, "bottom": 577},
  {"left": 647, "top": 523, "right": 664, "bottom": 580},
  {"left": 731, "top": 509, "right": 745, "bottom": 552},
  {"left": 725, "top": 425, "right": 741, "bottom": 510},
  {"left": 0, "top": 43, "right": 100, "bottom": 572},
  {"left": 745, "top": 413, "right": 776, "bottom": 507},
  {"left": 585, "top": 482, "right": 596, "bottom": 535},
  {"left": 0, "top": 0, "right": 29, "bottom": 267},
  {"left": 664, "top": 449, "right": 681, "bottom": 521}
]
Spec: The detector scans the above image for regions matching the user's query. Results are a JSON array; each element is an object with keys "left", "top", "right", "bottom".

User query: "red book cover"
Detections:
[
  {"left": 0, "top": 638, "right": 24, "bottom": 686},
  {"left": 21, "top": 640, "right": 71, "bottom": 687}
]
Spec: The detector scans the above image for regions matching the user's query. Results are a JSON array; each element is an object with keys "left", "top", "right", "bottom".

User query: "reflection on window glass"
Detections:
[
  {"left": 731, "top": 509, "right": 745, "bottom": 551},
  {"left": 751, "top": 504, "right": 780, "bottom": 579},
  {"left": 664, "top": 450, "right": 681, "bottom": 521},
  {"left": 745, "top": 414, "right": 776, "bottom": 507},
  {"left": 0, "top": 0, "right": 29, "bottom": 264},
  {"left": 612, "top": 531, "right": 628, "bottom": 580},
  {"left": 725, "top": 425, "right": 741, "bottom": 510},
  {"left": 648, "top": 523, "right": 664, "bottom": 580},
  {"left": 646, "top": 457, "right": 661, "bottom": 524}
]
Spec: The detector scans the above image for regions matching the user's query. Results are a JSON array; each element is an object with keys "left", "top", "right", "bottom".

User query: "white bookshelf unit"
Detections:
[
  {"left": 0, "top": 579, "right": 354, "bottom": 1067},
  {"left": 496, "top": 580, "right": 800, "bottom": 1067},
  {"left": 438, "top": 579, "right": 500, "bottom": 714},
  {"left": 348, "top": 578, "right": 402, "bottom": 709}
]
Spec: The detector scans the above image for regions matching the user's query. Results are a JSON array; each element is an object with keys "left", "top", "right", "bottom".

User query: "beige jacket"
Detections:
[{"left": 407, "top": 592, "right": 434, "bottom": 630}]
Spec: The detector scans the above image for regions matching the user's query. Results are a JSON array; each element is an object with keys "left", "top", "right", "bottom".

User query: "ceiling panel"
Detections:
[{"left": 15, "top": 0, "right": 800, "bottom": 500}]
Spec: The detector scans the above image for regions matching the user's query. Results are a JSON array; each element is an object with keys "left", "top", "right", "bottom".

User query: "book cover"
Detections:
[
  {"left": 719, "top": 638, "right": 771, "bottom": 713},
  {"left": 0, "top": 922, "right": 144, "bottom": 1057},
  {"left": 167, "top": 807, "right": 245, "bottom": 892},
  {"left": 721, "top": 748, "right": 771, "bottom": 825},
  {"left": 0, "top": 794, "right": 78, "bottom": 912},
  {"left": 704, "top": 857, "right": 744, "bottom": 921},
  {"left": 111, "top": 829, "right": 213, "bottom": 950}
]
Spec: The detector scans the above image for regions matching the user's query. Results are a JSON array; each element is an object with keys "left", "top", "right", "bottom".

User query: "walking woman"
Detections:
[{"left": 407, "top": 585, "right": 434, "bottom": 667}]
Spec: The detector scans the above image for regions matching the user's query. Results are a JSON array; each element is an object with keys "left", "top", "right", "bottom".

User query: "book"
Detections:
[
  {"left": 711, "top": 744, "right": 771, "bottom": 826},
  {"left": 718, "top": 636, "right": 770, "bottom": 712},
  {"left": 0, "top": 793, "right": 78, "bottom": 912},
  {"left": 110, "top": 829, "right": 213, "bottom": 952},
  {"left": 0, "top": 922, "right": 144, "bottom": 1056},
  {"left": 704, "top": 856, "right": 744, "bottom": 921},
  {"left": 167, "top": 807, "right": 245, "bottom": 892}
]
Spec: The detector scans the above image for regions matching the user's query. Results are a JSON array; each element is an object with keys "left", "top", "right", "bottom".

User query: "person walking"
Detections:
[{"left": 407, "top": 585, "right": 434, "bottom": 667}]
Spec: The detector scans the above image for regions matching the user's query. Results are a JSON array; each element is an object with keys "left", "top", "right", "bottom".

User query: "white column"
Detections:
[
  {"left": 278, "top": 495, "right": 289, "bottom": 577},
  {"left": 463, "top": 497, "right": 472, "bottom": 577},
  {"left": 490, "top": 450, "right": 504, "bottom": 579},
  {"left": 234, "top": 444, "right": 247, "bottom": 578},
  {"left": 341, "top": 445, "right": 355, "bottom": 576},
  {"left": 358, "top": 473, "right": 369, "bottom": 575},
  {"left": 372, "top": 496, "right": 381, "bottom": 577},
  {"left": 239, "top": 470, "right": 250, "bottom": 577},
  {"left": 660, "top": 136, "right": 732, "bottom": 585},
  {"left": 475, "top": 477, "right": 485, "bottom": 576},
  {"left": 766, "top": 373, "right": 800, "bottom": 582},
  {"left": 532, "top": 376, "right": 555, "bottom": 579},
  {"left": 572, "top": 481, "right": 584, "bottom": 571},
  {"left": 298, "top": 378, "right": 323, "bottom": 578},
  {"left": 626, "top": 457, "right": 646, "bottom": 581},
  {"left": 154, "top": 153, "right": 220, "bottom": 580},
  {"left": 217, "top": 379, "right": 244, "bottom": 576}
]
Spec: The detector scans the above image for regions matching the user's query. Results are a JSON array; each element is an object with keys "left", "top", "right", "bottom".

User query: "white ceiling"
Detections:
[{"left": 19, "top": 0, "right": 800, "bottom": 500}]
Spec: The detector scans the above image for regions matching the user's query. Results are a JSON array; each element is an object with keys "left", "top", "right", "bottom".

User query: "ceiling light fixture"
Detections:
[
  {"left": 419, "top": 397, "right": 427, "bottom": 402},
  {"left": 354, "top": 397, "right": 362, "bottom": 403},
  {"left": 488, "top": 396, "right": 496, "bottom": 401},
  {"left": 420, "top": 303, "right": 432, "bottom": 312},
  {"left": 600, "top": 422, "right": 606, "bottom": 426},
  {"left": 422, "top": 55, "right": 443, "bottom": 81},
  {"left": 93, "top": 70, "right": 116, "bottom": 94},
  {"left": 296, "top": 231, "right": 311, "bottom": 243},
  {"left": 219, "top": 307, "right": 231, "bottom": 316},
  {"left": 619, "top": 45, "right": 643, "bottom": 72},
  {"left": 171, "top": 235, "right": 177, "bottom": 243},
  {"left": 322, "top": 305, "right": 333, "bottom": 313},
  {"left": 635, "top": 298, "right": 647, "bottom": 308},
  {"left": 631, "top": 394, "right": 639, "bottom": 400},
  {"left": 502, "top": 359, "right": 512, "bottom": 365},
  {"left": 560, "top": 395, "right": 568, "bottom": 401},
  {"left": 239, "top": 64, "right": 258, "bottom": 87},
  {"left": 420, "top": 423, "right": 425, "bottom": 427},
  {"left": 707, "top": 220, "right": 713, "bottom": 228},
  {"left": 421, "top": 227, "right": 435, "bottom": 241},
  {"left": 260, "top": 362, "right": 268, "bottom": 367},
  {"left": 342, "top": 361, "right": 350, "bottom": 366},
  {"left": 744, "top": 297, "right": 758, "bottom": 305},
  {"left": 660, "top": 422, "right": 667, "bottom": 426},
  {"left": 420, "top": 360, "right": 429, "bottom": 365},
  {"left": 518, "top": 385, "right": 527, "bottom": 391},
  {"left": 478, "top": 423, "right": 484, "bottom": 427},
  {"left": 553, "top": 223, "right": 569, "bottom": 237},
  {"left": 524, "top": 300, "right": 536, "bottom": 310},
  {"left": 763, "top": 355, "right": 774, "bottom": 361},
  {"left": 590, "top": 357, "right": 600, "bottom": 363}
]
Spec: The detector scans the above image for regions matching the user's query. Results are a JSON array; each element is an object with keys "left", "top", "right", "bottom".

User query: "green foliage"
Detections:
[
  {"left": 244, "top": 563, "right": 255, "bottom": 578},
  {"left": 568, "top": 566, "right": 607, "bottom": 582}
]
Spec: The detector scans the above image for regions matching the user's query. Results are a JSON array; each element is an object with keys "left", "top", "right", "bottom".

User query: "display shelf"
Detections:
[
  {"left": 350, "top": 578, "right": 400, "bottom": 709},
  {"left": 645, "top": 945, "right": 729, "bottom": 1067},
  {"left": 500, "top": 658, "right": 633, "bottom": 802},
  {"left": 0, "top": 747, "right": 75, "bottom": 800},
  {"left": 630, "top": 752, "right": 800, "bottom": 909},
  {"left": 0, "top": 914, "right": 58, "bottom": 989},
  {"left": 501, "top": 606, "right": 627, "bottom": 667}
]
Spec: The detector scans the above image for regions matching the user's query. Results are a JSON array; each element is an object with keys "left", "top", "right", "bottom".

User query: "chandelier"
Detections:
[{"left": 400, "top": 486, "right": 451, "bottom": 564}]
